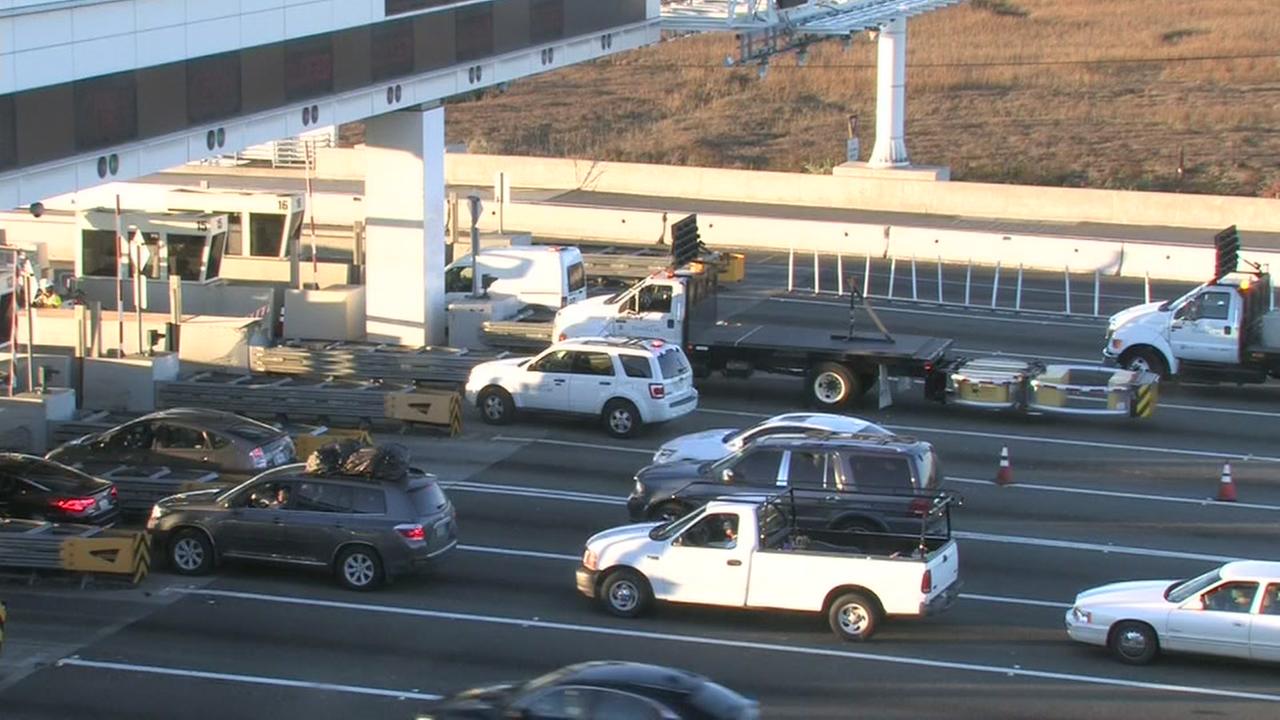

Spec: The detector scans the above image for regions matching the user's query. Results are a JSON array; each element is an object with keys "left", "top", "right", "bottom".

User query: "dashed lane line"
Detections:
[
  {"left": 54, "top": 657, "right": 443, "bottom": 701},
  {"left": 164, "top": 588, "right": 1280, "bottom": 705},
  {"left": 440, "top": 480, "right": 1257, "bottom": 563}
]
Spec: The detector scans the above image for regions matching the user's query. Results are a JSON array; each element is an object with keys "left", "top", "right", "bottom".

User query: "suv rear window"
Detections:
[
  {"left": 847, "top": 454, "right": 914, "bottom": 493},
  {"left": 408, "top": 480, "right": 449, "bottom": 516},
  {"left": 567, "top": 262, "right": 586, "bottom": 292},
  {"left": 619, "top": 354, "right": 653, "bottom": 379},
  {"left": 656, "top": 349, "right": 689, "bottom": 379}
]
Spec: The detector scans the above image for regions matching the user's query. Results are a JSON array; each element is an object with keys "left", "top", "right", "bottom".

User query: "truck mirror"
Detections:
[{"left": 721, "top": 468, "right": 736, "bottom": 484}]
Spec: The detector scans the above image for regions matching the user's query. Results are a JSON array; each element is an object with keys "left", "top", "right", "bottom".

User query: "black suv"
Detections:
[
  {"left": 627, "top": 432, "right": 944, "bottom": 533},
  {"left": 147, "top": 463, "right": 457, "bottom": 590}
]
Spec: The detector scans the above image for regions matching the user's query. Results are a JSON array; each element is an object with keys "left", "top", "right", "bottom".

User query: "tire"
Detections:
[
  {"left": 335, "top": 545, "right": 384, "bottom": 591},
  {"left": 828, "top": 591, "right": 881, "bottom": 641},
  {"left": 477, "top": 386, "right": 515, "bottom": 425},
  {"left": 603, "top": 399, "right": 642, "bottom": 439},
  {"left": 649, "top": 500, "right": 692, "bottom": 523},
  {"left": 599, "top": 569, "right": 652, "bottom": 618},
  {"left": 1119, "top": 347, "right": 1169, "bottom": 380},
  {"left": 809, "top": 362, "right": 861, "bottom": 409},
  {"left": 1109, "top": 621, "right": 1159, "bottom": 665},
  {"left": 169, "top": 529, "right": 214, "bottom": 576}
]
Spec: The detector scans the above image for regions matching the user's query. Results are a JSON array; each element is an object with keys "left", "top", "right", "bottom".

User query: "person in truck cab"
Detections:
[{"left": 706, "top": 515, "right": 739, "bottom": 549}]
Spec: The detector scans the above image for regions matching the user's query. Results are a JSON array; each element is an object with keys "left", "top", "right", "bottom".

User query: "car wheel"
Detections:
[
  {"left": 649, "top": 501, "right": 692, "bottom": 523},
  {"left": 810, "top": 362, "right": 861, "bottom": 409},
  {"left": 1109, "top": 621, "right": 1159, "bottom": 665},
  {"left": 477, "top": 387, "right": 515, "bottom": 426},
  {"left": 828, "top": 591, "right": 881, "bottom": 641},
  {"left": 335, "top": 546, "right": 384, "bottom": 591},
  {"left": 600, "top": 569, "right": 651, "bottom": 618},
  {"left": 169, "top": 529, "right": 214, "bottom": 576},
  {"left": 1119, "top": 347, "right": 1168, "bottom": 379},
  {"left": 603, "top": 399, "right": 641, "bottom": 439}
]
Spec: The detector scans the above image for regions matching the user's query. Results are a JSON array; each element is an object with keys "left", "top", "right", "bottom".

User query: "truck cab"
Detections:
[
  {"left": 1105, "top": 272, "right": 1280, "bottom": 382},
  {"left": 554, "top": 272, "right": 688, "bottom": 345}
]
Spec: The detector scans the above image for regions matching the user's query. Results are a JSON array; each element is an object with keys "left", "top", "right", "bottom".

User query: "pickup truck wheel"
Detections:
[
  {"left": 828, "top": 592, "right": 881, "bottom": 641},
  {"left": 1119, "top": 348, "right": 1168, "bottom": 379},
  {"left": 1109, "top": 621, "right": 1159, "bottom": 665},
  {"left": 477, "top": 387, "right": 515, "bottom": 425},
  {"left": 600, "top": 569, "right": 651, "bottom": 618},
  {"left": 603, "top": 400, "right": 642, "bottom": 439},
  {"left": 810, "top": 362, "right": 860, "bottom": 409}
]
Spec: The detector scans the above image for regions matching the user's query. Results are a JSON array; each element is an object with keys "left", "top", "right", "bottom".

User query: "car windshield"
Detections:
[
  {"left": 1166, "top": 567, "right": 1222, "bottom": 603},
  {"left": 1161, "top": 285, "right": 1205, "bottom": 312},
  {"left": 650, "top": 506, "right": 707, "bottom": 541}
]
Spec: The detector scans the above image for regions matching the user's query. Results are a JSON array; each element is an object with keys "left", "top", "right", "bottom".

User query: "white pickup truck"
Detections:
[{"left": 575, "top": 496, "right": 961, "bottom": 641}]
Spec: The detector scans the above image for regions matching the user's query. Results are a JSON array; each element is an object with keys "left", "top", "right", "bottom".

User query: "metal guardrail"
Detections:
[
  {"left": 481, "top": 318, "right": 554, "bottom": 349},
  {"left": 65, "top": 463, "right": 225, "bottom": 514},
  {"left": 0, "top": 519, "right": 151, "bottom": 585},
  {"left": 0, "top": 519, "right": 102, "bottom": 570},
  {"left": 250, "top": 342, "right": 507, "bottom": 385}
]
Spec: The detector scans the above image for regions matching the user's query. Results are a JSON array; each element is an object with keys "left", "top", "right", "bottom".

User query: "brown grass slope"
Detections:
[{"left": 432, "top": 0, "right": 1280, "bottom": 197}]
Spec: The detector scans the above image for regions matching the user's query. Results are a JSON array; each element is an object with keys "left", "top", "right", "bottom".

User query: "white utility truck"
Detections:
[
  {"left": 1105, "top": 226, "right": 1280, "bottom": 383},
  {"left": 445, "top": 245, "right": 587, "bottom": 310},
  {"left": 575, "top": 492, "right": 961, "bottom": 641}
]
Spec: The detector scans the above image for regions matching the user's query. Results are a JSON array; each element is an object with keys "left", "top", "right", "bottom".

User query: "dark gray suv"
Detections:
[{"left": 147, "top": 464, "right": 457, "bottom": 590}]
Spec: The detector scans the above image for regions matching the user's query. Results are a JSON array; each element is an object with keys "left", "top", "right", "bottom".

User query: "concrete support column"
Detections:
[
  {"left": 869, "top": 16, "right": 909, "bottom": 168},
  {"left": 363, "top": 107, "right": 446, "bottom": 346}
]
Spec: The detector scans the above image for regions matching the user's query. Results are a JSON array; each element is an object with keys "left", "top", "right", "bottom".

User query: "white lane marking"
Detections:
[
  {"left": 443, "top": 481, "right": 625, "bottom": 507},
  {"left": 55, "top": 657, "right": 442, "bottom": 701},
  {"left": 769, "top": 297, "right": 1107, "bottom": 328},
  {"left": 947, "top": 476, "right": 1280, "bottom": 511},
  {"left": 693, "top": 409, "right": 1280, "bottom": 462},
  {"left": 442, "top": 481, "right": 1254, "bottom": 562},
  {"left": 455, "top": 543, "right": 1065, "bottom": 610},
  {"left": 1160, "top": 403, "right": 1280, "bottom": 419},
  {"left": 951, "top": 531, "right": 1239, "bottom": 563},
  {"left": 167, "top": 588, "right": 1280, "bottom": 704},
  {"left": 492, "top": 434, "right": 655, "bottom": 455}
]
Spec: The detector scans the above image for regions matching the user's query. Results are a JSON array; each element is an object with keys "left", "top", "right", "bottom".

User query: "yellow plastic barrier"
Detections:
[
  {"left": 293, "top": 428, "right": 375, "bottom": 459},
  {"left": 385, "top": 388, "right": 463, "bottom": 437},
  {"left": 718, "top": 253, "right": 746, "bottom": 283},
  {"left": 60, "top": 531, "right": 151, "bottom": 585}
]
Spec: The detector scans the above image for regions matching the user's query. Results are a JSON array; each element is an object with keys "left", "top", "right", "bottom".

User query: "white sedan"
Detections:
[
  {"left": 1066, "top": 561, "right": 1280, "bottom": 665},
  {"left": 651, "top": 412, "right": 892, "bottom": 464}
]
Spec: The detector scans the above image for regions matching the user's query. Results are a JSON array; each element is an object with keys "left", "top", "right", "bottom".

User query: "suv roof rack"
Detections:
[{"left": 757, "top": 430, "right": 921, "bottom": 446}]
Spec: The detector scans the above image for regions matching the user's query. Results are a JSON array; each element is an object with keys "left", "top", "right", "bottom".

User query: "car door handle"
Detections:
[
  {"left": 645, "top": 555, "right": 659, "bottom": 560},
  {"left": 553, "top": 379, "right": 565, "bottom": 384},
  {"left": 727, "top": 559, "right": 743, "bottom": 567},
  {"left": 1223, "top": 326, "right": 1232, "bottom": 335},
  {"left": 599, "top": 381, "right": 611, "bottom": 386}
]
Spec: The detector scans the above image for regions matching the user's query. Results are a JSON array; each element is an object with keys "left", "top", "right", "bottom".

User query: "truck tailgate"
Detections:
[{"left": 923, "top": 540, "right": 961, "bottom": 614}]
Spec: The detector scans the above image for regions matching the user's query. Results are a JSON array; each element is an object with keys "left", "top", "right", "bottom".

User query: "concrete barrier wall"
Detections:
[
  {"left": 15, "top": 309, "right": 264, "bottom": 369},
  {"left": 445, "top": 154, "right": 1280, "bottom": 233}
]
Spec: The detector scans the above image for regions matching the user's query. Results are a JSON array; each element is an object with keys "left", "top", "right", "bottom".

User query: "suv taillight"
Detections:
[
  {"left": 395, "top": 523, "right": 426, "bottom": 541},
  {"left": 649, "top": 383, "right": 665, "bottom": 399},
  {"left": 52, "top": 497, "right": 95, "bottom": 514},
  {"left": 909, "top": 497, "right": 930, "bottom": 516},
  {"left": 921, "top": 568, "right": 933, "bottom": 594}
]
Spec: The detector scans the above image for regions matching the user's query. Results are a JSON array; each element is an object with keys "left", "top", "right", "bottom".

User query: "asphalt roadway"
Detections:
[{"left": 3, "top": 256, "right": 1280, "bottom": 720}]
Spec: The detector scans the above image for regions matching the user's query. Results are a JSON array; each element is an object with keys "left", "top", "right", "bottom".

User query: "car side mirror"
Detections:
[{"left": 721, "top": 468, "right": 736, "bottom": 484}]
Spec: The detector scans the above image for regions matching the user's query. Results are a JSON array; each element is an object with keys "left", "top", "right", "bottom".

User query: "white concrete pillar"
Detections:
[
  {"left": 869, "top": 16, "right": 909, "bottom": 168},
  {"left": 363, "top": 107, "right": 447, "bottom": 346}
]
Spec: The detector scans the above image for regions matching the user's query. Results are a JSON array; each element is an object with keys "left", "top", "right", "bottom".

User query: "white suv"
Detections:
[{"left": 466, "top": 337, "right": 699, "bottom": 438}]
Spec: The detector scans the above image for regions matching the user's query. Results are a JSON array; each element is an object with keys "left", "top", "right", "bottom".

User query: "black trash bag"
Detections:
[
  {"left": 340, "top": 443, "right": 412, "bottom": 480},
  {"left": 304, "top": 439, "right": 364, "bottom": 475}
]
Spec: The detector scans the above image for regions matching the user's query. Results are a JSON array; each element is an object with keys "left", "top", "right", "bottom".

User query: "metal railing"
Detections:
[
  {"left": 785, "top": 249, "right": 1160, "bottom": 319},
  {"left": 193, "top": 127, "right": 338, "bottom": 169}
]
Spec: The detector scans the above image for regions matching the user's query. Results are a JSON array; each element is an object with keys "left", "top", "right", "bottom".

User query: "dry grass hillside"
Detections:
[{"left": 390, "top": 0, "right": 1280, "bottom": 196}]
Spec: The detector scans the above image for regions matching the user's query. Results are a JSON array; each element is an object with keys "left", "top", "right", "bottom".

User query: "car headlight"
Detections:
[
  {"left": 633, "top": 478, "right": 645, "bottom": 495},
  {"left": 1071, "top": 606, "right": 1092, "bottom": 624},
  {"left": 582, "top": 548, "right": 599, "bottom": 571}
]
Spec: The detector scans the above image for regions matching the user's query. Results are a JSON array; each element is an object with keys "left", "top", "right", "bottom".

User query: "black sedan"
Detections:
[
  {"left": 47, "top": 407, "right": 295, "bottom": 478},
  {"left": 420, "top": 661, "right": 759, "bottom": 719},
  {"left": 0, "top": 453, "right": 120, "bottom": 525}
]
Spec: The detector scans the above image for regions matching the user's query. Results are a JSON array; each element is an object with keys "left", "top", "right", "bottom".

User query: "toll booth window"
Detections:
[
  {"left": 81, "top": 230, "right": 119, "bottom": 276},
  {"left": 138, "top": 232, "right": 162, "bottom": 279},
  {"left": 249, "top": 213, "right": 285, "bottom": 256},
  {"left": 207, "top": 232, "right": 226, "bottom": 278},
  {"left": 1199, "top": 291, "right": 1230, "bottom": 321},
  {"left": 167, "top": 234, "right": 206, "bottom": 281}
]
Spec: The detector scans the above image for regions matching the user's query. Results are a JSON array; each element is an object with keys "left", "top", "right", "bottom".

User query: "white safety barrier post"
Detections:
[
  {"left": 888, "top": 257, "right": 898, "bottom": 298},
  {"left": 1015, "top": 264, "right": 1024, "bottom": 311},
  {"left": 1093, "top": 270, "right": 1101, "bottom": 316},
  {"left": 964, "top": 260, "right": 972, "bottom": 306},
  {"left": 991, "top": 261, "right": 1001, "bottom": 308},
  {"left": 813, "top": 251, "right": 820, "bottom": 294},
  {"left": 837, "top": 254, "right": 844, "bottom": 296},
  {"left": 911, "top": 256, "right": 918, "bottom": 300},
  {"left": 863, "top": 255, "right": 872, "bottom": 297},
  {"left": 1144, "top": 272, "right": 1151, "bottom": 305},
  {"left": 936, "top": 257, "right": 944, "bottom": 303},
  {"left": 788, "top": 246, "right": 795, "bottom": 292},
  {"left": 1064, "top": 267, "right": 1072, "bottom": 315}
]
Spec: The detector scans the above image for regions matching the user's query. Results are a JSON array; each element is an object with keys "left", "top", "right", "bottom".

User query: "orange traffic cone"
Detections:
[
  {"left": 1216, "top": 462, "right": 1237, "bottom": 502},
  {"left": 996, "top": 446, "right": 1013, "bottom": 486}
]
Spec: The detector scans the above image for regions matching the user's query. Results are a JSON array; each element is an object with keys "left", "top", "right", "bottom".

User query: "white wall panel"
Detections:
[
  {"left": 284, "top": 0, "right": 331, "bottom": 38},
  {"left": 13, "top": 45, "right": 73, "bottom": 87},
  {"left": 240, "top": 8, "right": 285, "bottom": 47},
  {"left": 135, "top": 26, "right": 186, "bottom": 67},
  {"left": 136, "top": 0, "right": 185, "bottom": 31},
  {"left": 72, "top": 1, "right": 134, "bottom": 41},
  {"left": 186, "top": 16, "right": 241, "bottom": 57},
  {"left": 12, "top": 8, "right": 71, "bottom": 51},
  {"left": 75, "top": 35, "right": 137, "bottom": 76}
]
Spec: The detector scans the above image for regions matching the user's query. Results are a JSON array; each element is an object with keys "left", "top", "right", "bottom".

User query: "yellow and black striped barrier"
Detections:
[
  {"left": 59, "top": 530, "right": 152, "bottom": 585},
  {"left": 385, "top": 387, "right": 464, "bottom": 437},
  {"left": 1132, "top": 381, "right": 1159, "bottom": 419}
]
